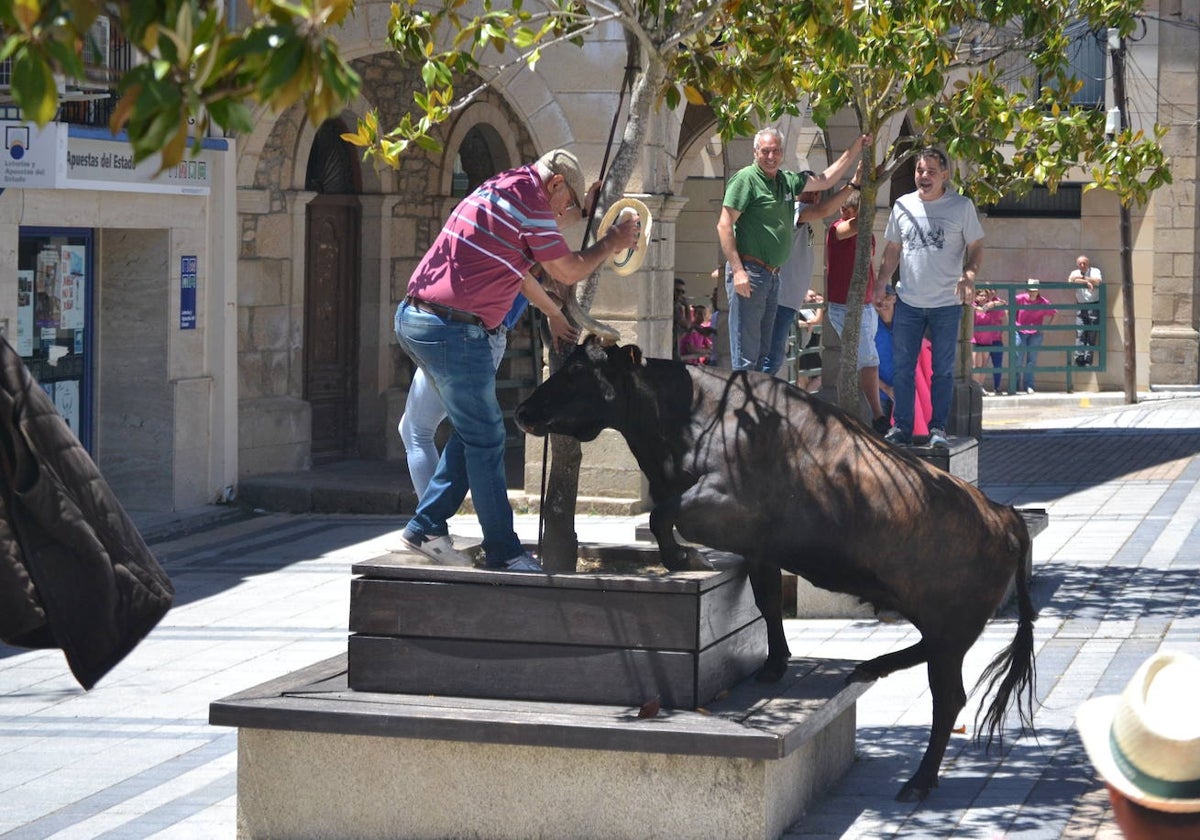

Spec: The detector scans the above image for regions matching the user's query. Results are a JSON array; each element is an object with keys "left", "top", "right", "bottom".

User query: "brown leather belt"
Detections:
[
  {"left": 404, "top": 295, "right": 496, "bottom": 333},
  {"left": 740, "top": 253, "right": 780, "bottom": 273}
]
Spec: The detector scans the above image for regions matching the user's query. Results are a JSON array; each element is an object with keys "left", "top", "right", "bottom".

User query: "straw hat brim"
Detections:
[
  {"left": 596, "top": 198, "right": 652, "bottom": 277},
  {"left": 1077, "top": 694, "right": 1200, "bottom": 814}
]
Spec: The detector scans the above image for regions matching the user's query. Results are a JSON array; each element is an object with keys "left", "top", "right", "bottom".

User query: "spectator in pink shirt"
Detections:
[
  {"left": 972, "top": 287, "right": 1006, "bottom": 394},
  {"left": 1014, "top": 279, "right": 1057, "bottom": 394}
]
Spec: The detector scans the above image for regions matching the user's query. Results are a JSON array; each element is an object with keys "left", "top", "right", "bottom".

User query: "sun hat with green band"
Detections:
[{"left": 1076, "top": 650, "right": 1200, "bottom": 813}]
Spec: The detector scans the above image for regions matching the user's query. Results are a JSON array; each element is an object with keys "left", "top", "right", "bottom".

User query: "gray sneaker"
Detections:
[
  {"left": 884, "top": 426, "right": 912, "bottom": 446},
  {"left": 928, "top": 427, "right": 949, "bottom": 448},
  {"left": 493, "top": 551, "right": 545, "bottom": 573},
  {"left": 399, "top": 532, "right": 474, "bottom": 566}
]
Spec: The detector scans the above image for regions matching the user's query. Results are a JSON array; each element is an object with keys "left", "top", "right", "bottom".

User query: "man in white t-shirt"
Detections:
[
  {"left": 875, "top": 147, "right": 984, "bottom": 448},
  {"left": 1067, "top": 254, "right": 1102, "bottom": 366}
]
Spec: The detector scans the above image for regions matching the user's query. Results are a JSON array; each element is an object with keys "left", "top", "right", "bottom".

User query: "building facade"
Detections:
[{"left": 0, "top": 1, "right": 1194, "bottom": 513}]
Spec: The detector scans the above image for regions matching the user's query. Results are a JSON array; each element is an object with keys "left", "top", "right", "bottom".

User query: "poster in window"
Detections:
[
  {"left": 35, "top": 249, "right": 61, "bottom": 328},
  {"left": 59, "top": 245, "right": 85, "bottom": 330},
  {"left": 16, "top": 269, "right": 34, "bottom": 356},
  {"left": 53, "top": 378, "right": 80, "bottom": 433}
]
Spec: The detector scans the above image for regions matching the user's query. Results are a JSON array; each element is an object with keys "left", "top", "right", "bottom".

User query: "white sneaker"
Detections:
[
  {"left": 491, "top": 551, "right": 545, "bottom": 573},
  {"left": 399, "top": 532, "right": 474, "bottom": 566}
]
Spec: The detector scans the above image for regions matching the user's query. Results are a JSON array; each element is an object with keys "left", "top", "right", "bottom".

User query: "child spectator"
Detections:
[
  {"left": 973, "top": 287, "right": 1006, "bottom": 395},
  {"left": 679, "top": 304, "right": 714, "bottom": 365}
]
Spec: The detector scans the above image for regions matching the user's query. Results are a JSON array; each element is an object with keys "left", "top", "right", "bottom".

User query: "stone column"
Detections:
[
  {"left": 358, "top": 193, "right": 403, "bottom": 459},
  {"left": 1149, "top": 8, "right": 1200, "bottom": 384}
]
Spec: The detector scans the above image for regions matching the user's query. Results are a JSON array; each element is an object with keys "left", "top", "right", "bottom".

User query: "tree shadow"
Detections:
[
  {"left": 980, "top": 428, "right": 1200, "bottom": 504},
  {"left": 795, "top": 722, "right": 1110, "bottom": 838}
]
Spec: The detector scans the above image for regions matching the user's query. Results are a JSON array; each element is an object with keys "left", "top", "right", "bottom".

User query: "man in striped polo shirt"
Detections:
[{"left": 396, "top": 149, "right": 640, "bottom": 572}]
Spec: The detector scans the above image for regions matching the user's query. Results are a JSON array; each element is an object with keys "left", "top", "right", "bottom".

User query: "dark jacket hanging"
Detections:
[{"left": 0, "top": 336, "right": 174, "bottom": 689}]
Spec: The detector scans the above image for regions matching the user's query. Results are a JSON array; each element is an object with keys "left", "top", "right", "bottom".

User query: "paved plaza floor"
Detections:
[{"left": 2, "top": 392, "right": 1198, "bottom": 838}]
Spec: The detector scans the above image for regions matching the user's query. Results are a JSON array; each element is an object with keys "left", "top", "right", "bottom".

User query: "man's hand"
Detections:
[
  {"left": 732, "top": 268, "right": 752, "bottom": 298},
  {"left": 956, "top": 274, "right": 975, "bottom": 304},
  {"left": 545, "top": 310, "right": 580, "bottom": 350},
  {"left": 605, "top": 212, "right": 641, "bottom": 253}
]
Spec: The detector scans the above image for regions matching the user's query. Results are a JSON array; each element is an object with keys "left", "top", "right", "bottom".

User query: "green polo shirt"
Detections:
[{"left": 722, "top": 164, "right": 809, "bottom": 268}]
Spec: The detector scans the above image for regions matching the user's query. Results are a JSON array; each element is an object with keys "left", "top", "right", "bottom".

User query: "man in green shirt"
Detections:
[{"left": 717, "top": 127, "right": 870, "bottom": 370}]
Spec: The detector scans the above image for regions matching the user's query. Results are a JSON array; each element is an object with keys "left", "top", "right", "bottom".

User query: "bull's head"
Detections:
[{"left": 515, "top": 336, "right": 644, "bottom": 441}]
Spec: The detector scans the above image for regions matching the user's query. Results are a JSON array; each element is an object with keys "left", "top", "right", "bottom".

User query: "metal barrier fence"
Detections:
[
  {"left": 774, "top": 282, "right": 1106, "bottom": 395},
  {"left": 970, "top": 281, "right": 1107, "bottom": 395}
]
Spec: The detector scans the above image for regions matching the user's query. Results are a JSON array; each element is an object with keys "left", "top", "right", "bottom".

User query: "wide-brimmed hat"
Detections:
[
  {"left": 1076, "top": 651, "right": 1200, "bottom": 813},
  {"left": 596, "top": 197, "right": 652, "bottom": 276},
  {"left": 536, "top": 149, "right": 586, "bottom": 206}
]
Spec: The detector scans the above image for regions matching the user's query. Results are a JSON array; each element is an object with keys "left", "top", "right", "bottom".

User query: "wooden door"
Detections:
[{"left": 304, "top": 195, "right": 360, "bottom": 464}]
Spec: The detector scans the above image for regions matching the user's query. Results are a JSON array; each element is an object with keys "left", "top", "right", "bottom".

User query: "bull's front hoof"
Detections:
[
  {"left": 661, "top": 546, "right": 706, "bottom": 572},
  {"left": 755, "top": 659, "right": 788, "bottom": 683},
  {"left": 847, "top": 664, "right": 882, "bottom": 685},
  {"left": 895, "top": 776, "right": 936, "bottom": 802}
]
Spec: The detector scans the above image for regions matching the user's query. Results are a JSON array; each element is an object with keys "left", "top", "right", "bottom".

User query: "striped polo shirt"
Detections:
[{"left": 406, "top": 165, "right": 572, "bottom": 329}]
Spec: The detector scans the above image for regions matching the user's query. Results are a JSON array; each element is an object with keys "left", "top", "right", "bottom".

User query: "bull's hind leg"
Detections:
[
  {"left": 747, "top": 556, "right": 790, "bottom": 682},
  {"left": 896, "top": 648, "right": 968, "bottom": 802},
  {"left": 848, "top": 641, "right": 927, "bottom": 684}
]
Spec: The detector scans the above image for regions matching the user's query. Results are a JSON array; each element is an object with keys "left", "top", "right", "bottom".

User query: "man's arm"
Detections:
[
  {"left": 956, "top": 239, "right": 984, "bottom": 303},
  {"left": 521, "top": 273, "right": 579, "bottom": 346},
  {"left": 717, "top": 205, "right": 752, "bottom": 298},
  {"left": 875, "top": 240, "right": 901, "bottom": 305},
  {"left": 803, "top": 134, "right": 872, "bottom": 192},
  {"left": 798, "top": 183, "right": 856, "bottom": 227},
  {"left": 540, "top": 217, "right": 640, "bottom": 286}
]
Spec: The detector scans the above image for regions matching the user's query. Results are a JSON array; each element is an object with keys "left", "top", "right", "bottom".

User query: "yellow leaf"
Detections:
[
  {"left": 159, "top": 120, "right": 189, "bottom": 169},
  {"left": 108, "top": 85, "right": 142, "bottom": 133},
  {"left": 323, "top": 0, "right": 354, "bottom": 26},
  {"left": 13, "top": 0, "right": 39, "bottom": 31},
  {"left": 683, "top": 85, "right": 706, "bottom": 105}
]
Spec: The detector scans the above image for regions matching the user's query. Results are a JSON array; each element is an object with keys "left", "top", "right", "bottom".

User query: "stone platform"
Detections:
[{"left": 210, "top": 653, "right": 870, "bottom": 840}]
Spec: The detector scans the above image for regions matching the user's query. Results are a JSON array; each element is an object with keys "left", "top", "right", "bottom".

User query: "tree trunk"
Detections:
[
  {"left": 536, "top": 36, "right": 660, "bottom": 570},
  {"left": 834, "top": 182, "right": 878, "bottom": 416}
]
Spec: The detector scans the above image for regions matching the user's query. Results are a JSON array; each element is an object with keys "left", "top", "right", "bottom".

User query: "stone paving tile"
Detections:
[{"left": 1, "top": 395, "right": 1198, "bottom": 838}]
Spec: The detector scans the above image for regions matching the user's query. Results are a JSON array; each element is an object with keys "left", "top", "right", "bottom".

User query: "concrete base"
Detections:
[{"left": 212, "top": 654, "right": 869, "bottom": 840}]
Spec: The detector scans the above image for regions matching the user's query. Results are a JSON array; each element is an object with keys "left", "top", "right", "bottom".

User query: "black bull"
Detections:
[{"left": 515, "top": 338, "right": 1036, "bottom": 802}]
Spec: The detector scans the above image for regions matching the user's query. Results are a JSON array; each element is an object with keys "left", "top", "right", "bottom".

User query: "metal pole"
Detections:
[{"left": 1110, "top": 31, "right": 1137, "bottom": 404}]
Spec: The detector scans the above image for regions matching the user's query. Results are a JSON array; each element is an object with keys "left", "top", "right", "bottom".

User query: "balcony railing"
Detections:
[{"left": 0, "top": 17, "right": 132, "bottom": 129}]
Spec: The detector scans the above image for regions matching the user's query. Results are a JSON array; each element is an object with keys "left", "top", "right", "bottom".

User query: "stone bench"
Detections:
[{"left": 210, "top": 652, "right": 871, "bottom": 840}]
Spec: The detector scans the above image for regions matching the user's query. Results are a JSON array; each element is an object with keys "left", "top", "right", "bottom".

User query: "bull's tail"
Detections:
[{"left": 973, "top": 525, "right": 1037, "bottom": 748}]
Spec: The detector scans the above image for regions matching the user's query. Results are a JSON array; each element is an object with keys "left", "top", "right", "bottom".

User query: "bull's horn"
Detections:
[
  {"left": 596, "top": 198, "right": 652, "bottom": 276},
  {"left": 564, "top": 293, "right": 621, "bottom": 344}
]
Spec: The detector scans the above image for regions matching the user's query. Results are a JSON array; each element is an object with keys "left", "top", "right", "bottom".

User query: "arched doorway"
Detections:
[{"left": 304, "top": 119, "right": 362, "bottom": 464}]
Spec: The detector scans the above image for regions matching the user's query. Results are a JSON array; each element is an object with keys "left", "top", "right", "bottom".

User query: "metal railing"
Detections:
[{"left": 970, "top": 281, "right": 1107, "bottom": 394}]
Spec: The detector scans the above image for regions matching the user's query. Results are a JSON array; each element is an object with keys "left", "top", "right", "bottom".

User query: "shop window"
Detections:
[{"left": 16, "top": 229, "right": 94, "bottom": 450}]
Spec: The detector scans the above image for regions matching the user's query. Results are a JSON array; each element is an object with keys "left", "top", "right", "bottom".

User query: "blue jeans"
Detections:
[
  {"left": 761, "top": 305, "right": 797, "bottom": 376},
  {"left": 892, "top": 298, "right": 961, "bottom": 435},
  {"left": 726, "top": 262, "right": 779, "bottom": 371},
  {"left": 1015, "top": 331, "right": 1044, "bottom": 390},
  {"left": 397, "top": 329, "right": 508, "bottom": 498},
  {"left": 394, "top": 301, "right": 523, "bottom": 566}
]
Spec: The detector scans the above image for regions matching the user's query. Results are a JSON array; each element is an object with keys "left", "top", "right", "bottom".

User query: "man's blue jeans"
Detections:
[
  {"left": 394, "top": 301, "right": 523, "bottom": 566},
  {"left": 1015, "top": 331, "right": 1045, "bottom": 391},
  {"left": 761, "top": 305, "right": 797, "bottom": 376},
  {"left": 726, "top": 262, "right": 779, "bottom": 371},
  {"left": 891, "top": 298, "right": 961, "bottom": 435},
  {"left": 397, "top": 329, "right": 508, "bottom": 498}
]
